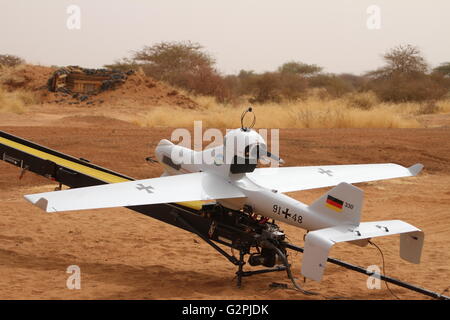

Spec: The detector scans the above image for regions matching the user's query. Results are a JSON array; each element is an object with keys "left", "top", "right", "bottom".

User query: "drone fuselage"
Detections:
[
  {"left": 229, "top": 178, "right": 341, "bottom": 231},
  {"left": 154, "top": 137, "right": 345, "bottom": 232}
]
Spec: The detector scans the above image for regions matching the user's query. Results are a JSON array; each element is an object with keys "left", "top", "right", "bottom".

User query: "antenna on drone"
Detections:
[{"left": 240, "top": 107, "right": 256, "bottom": 131}]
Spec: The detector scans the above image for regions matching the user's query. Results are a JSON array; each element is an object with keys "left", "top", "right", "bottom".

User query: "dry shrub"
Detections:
[
  {"left": 18, "top": 90, "right": 40, "bottom": 105},
  {"left": 305, "top": 87, "right": 331, "bottom": 101},
  {"left": 344, "top": 91, "right": 379, "bottom": 110},
  {"left": 0, "top": 86, "right": 39, "bottom": 114},
  {"left": 370, "top": 73, "right": 449, "bottom": 102},
  {"left": 191, "top": 95, "right": 221, "bottom": 110},
  {"left": 382, "top": 100, "right": 450, "bottom": 116},
  {"left": 437, "top": 100, "right": 450, "bottom": 113},
  {"left": 416, "top": 102, "right": 441, "bottom": 115},
  {"left": 278, "top": 73, "right": 308, "bottom": 101},
  {"left": 308, "top": 74, "right": 353, "bottom": 98},
  {"left": 252, "top": 72, "right": 282, "bottom": 103},
  {"left": 0, "top": 87, "right": 25, "bottom": 113},
  {"left": 133, "top": 96, "right": 422, "bottom": 129},
  {"left": 0, "top": 64, "right": 27, "bottom": 89},
  {"left": 289, "top": 100, "right": 419, "bottom": 128}
]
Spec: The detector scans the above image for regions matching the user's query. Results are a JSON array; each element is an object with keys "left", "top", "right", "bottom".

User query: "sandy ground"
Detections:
[{"left": 0, "top": 114, "right": 449, "bottom": 300}]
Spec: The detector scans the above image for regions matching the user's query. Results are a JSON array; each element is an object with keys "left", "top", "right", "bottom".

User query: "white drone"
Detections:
[{"left": 25, "top": 108, "right": 424, "bottom": 282}]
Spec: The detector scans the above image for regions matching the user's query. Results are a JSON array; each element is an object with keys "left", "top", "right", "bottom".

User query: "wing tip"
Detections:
[
  {"left": 408, "top": 163, "right": 424, "bottom": 176},
  {"left": 24, "top": 195, "right": 50, "bottom": 212}
]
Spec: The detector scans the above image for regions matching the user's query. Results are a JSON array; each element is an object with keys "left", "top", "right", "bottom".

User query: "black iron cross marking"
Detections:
[
  {"left": 136, "top": 183, "right": 154, "bottom": 194},
  {"left": 282, "top": 208, "right": 291, "bottom": 219},
  {"left": 318, "top": 168, "right": 333, "bottom": 176}
]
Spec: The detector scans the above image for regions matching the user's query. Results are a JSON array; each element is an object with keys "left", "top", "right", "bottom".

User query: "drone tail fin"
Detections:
[
  {"left": 303, "top": 183, "right": 424, "bottom": 282},
  {"left": 308, "top": 182, "right": 364, "bottom": 227},
  {"left": 301, "top": 220, "right": 424, "bottom": 281}
]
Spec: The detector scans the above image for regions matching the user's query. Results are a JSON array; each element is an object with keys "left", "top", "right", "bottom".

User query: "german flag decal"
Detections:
[{"left": 325, "top": 195, "right": 344, "bottom": 212}]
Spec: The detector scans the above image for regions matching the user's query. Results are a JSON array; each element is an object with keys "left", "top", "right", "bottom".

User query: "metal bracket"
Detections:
[
  {"left": 19, "top": 165, "right": 29, "bottom": 180},
  {"left": 167, "top": 209, "right": 239, "bottom": 266}
]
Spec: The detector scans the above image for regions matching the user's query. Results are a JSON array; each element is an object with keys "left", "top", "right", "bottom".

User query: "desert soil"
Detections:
[{"left": 0, "top": 113, "right": 449, "bottom": 300}]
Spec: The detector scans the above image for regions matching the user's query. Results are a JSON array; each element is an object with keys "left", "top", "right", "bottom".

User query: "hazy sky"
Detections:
[{"left": 1, "top": 0, "right": 449, "bottom": 75}]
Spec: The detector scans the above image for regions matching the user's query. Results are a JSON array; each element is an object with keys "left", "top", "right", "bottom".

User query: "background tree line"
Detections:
[{"left": 3, "top": 42, "right": 450, "bottom": 104}]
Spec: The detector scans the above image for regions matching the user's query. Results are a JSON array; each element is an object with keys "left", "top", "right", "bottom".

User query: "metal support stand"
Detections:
[
  {"left": 168, "top": 210, "right": 239, "bottom": 266},
  {"left": 19, "top": 165, "right": 29, "bottom": 180},
  {"left": 168, "top": 208, "right": 289, "bottom": 289},
  {"left": 285, "top": 243, "right": 450, "bottom": 300},
  {"left": 236, "top": 250, "right": 245, "bottom": 288},
  {"left": 235, "top": 248, "right": 288, "bottom": 288}
]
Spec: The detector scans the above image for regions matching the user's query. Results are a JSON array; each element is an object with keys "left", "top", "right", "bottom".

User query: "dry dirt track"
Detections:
[{"left": 0, "top": 117, "right": 449, "bottom": 300}]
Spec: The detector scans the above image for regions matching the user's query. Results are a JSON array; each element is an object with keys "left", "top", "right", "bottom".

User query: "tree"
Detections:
[
  {"left": 275, "top": 61, "right": 320, "bottom": 100},
  {"left": 367, "top": 44, "right": 428, "bottom": 79},
  {"left": 337, "top": 73, "right": 368, "bottom": 91},
  {"left": 126, "top": 41, "right": 230, "bottom": 99},
  {"left": 309, "top": 74, "right": 353, "bottom": 97},
  {"left": 278, "top": 61, "right": 322, "bottom": 76},
  {"left": 234, "top": 70, "right": 257, "bottom": 96},
  {"left": 434, "top": 62, "right": 450, "bottom": 77},
  {"left": 365, "top": 45, "right": 449, "bottom": 102},
  {"left": 0, "top": 54, "right": 25, "bottom": 67},
  {"left": 132, "top": 41, "right": 215, "bottom": 84},
  {"left": 253, "top": 72, "right": 282, "bottom": 103},
  {"left": 104, "top": 58, "right": 140, "bottom": 72}
]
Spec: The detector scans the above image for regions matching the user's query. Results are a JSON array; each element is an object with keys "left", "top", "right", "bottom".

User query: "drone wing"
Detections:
[
  {"left": 247, "top": 163, "right": 423, "bottom": 193},
  {"left": 25, "top": 172, "right": 245, "bottom": 213}
]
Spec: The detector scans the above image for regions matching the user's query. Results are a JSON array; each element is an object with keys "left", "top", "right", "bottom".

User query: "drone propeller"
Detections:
[
  {"left": 264, "top": 149, "right": 285, "bottom": 164},
  {"left": 248, "top": 144, "right": 285, "bottom": 165},
  {"left": 259, "top": 145, "right": 285, "bottom": 165}
]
